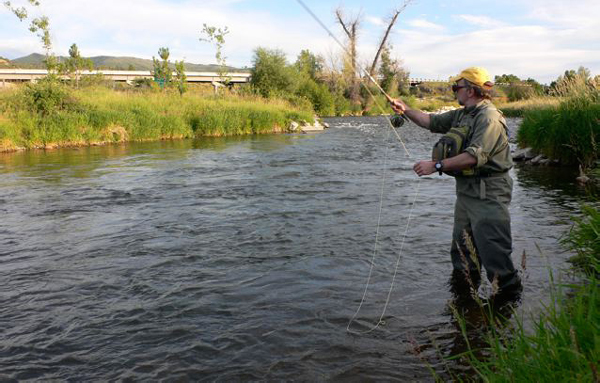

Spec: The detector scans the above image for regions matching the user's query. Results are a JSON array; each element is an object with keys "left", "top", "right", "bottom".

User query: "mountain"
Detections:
[{"left": 9, "top": 53, "right": 247, "bottom": 72}]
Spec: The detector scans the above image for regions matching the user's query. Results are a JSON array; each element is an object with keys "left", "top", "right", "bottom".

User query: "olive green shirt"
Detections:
[{"left": 428, "top": 100, "right": 512, "bottom": 174}]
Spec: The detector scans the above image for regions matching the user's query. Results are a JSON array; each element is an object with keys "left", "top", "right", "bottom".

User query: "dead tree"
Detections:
[
  {"left": 368, "top": 0, "right": 414, "bottom": 77},
  {"left": 335, "top": 7, "right": 362, "bottom": 105}
]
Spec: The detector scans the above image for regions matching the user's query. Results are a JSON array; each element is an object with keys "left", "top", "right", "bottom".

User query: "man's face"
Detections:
[{"left": 453, "top": 79, "right": 470, "bottom": 106}]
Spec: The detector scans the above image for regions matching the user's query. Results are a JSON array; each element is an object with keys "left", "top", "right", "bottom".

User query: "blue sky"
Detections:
[{"left": 1, "top": 0, "right": 599, "bottom": 84}]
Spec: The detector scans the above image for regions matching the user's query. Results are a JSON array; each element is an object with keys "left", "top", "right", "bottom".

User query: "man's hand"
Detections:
[
  {"left": 413, "top": 160, "right": 436, "bottom": 177},
  {"left": 390, "top": 98, "right": 407, "bottom": 114}
]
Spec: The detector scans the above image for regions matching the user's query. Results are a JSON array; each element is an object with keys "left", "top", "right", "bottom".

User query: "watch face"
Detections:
[{"left": 435, "top": 162, "right": 442, "bottom": 170}]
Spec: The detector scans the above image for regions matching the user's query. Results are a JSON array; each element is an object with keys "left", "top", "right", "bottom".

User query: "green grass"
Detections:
[
  {"left": 515, "top": 85, "right": 600, "bottom": 167},
  {"left": 463, "top": 277, "right": 599, "bottom": 382},
  {"left": 0, "top": 84, "right": 314, "bottom": 151}
]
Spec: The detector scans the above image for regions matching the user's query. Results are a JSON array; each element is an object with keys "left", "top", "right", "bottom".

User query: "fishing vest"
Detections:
[{"left": 431, "top": 104, "right": 508, "bottom": 177}]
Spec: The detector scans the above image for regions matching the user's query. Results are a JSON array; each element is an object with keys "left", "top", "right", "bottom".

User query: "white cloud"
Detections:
[
  {"left": 455, "top": 15, "right": 505, "bottom": 28},
  {"left": 407, "top": 19, "right": 444, "bottom": 30},
  {"left": 366, "top": 16, "right": 386, "bottom": 27}
]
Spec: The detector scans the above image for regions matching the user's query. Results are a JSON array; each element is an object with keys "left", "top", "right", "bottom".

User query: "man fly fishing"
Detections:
[{"left": 390, "top": 67, "right": 522, "bottom": 303}]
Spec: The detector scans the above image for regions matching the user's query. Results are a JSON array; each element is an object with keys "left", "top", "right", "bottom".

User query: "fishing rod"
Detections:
[
  {"left": 295, "top": 0, "right": 409, "bottom": 128},
  {"left": 295, "top": 0, "right": 421, "bottom": 334}
]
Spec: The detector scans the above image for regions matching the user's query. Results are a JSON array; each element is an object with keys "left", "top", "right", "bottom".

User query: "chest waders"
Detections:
[{"left": 434, "top": 107, "right": 521, "bottom": 296}]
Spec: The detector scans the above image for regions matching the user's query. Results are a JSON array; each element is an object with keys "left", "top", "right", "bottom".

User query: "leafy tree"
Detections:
[
  {"left": 200, "top": 24, "right": 230, "bottom": 84},
  {"left": 4, "top": 0, "right": 55, "bottom": 71},
  {"left": 250, "top": 47, "right": 297, "bottom": 98},
  {"left": 378, "top": 45, "right": 410, "bottom": 96},
  {"left": 127, "top": 64, "right": 135, "bottom": 71},
  {"left": 152, "top": 47, "right": 171, "bottom": 89},
  {"left": 494, "top": 74, "right": 521, "bottom": 84},
  {"left": 61, "top": 43, "right": 93, "bottom": 88},
  {"left": 174, "top": 60, "right": 187, "bottom": 96},
  {"left": 295, "top": 49, "right": 323, "bottom": 81}
]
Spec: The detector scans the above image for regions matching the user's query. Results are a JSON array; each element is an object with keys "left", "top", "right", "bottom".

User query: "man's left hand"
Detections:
[{"left": 413, "top": 160, "right": 436, "bottom": 176}]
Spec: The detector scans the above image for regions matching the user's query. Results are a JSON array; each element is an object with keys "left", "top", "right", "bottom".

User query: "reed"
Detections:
[
  {"left": 516, "top": 81, "right": 600, "bottom": 167},
  {"left": 464, "top": 276, "right": 599, "bottom": 382},
  {"left": 451, "top": 206, "right": 600, "bottom": 381},
  {"left": 0, "top": 84, "right": 314, "bottom": 151},
  {"left": 497, "top": 97, "right": 560, "bottom": 117}
]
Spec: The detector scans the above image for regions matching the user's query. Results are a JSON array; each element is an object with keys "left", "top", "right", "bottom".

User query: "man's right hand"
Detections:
[{"left": 390, "top": 98, "right": 407, "bottom": 114}]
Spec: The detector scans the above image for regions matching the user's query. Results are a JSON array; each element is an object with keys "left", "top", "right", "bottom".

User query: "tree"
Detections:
[
  {"left": 494, "top": 74, "right": 521, "bottom": 84},
  {"left": 250, "top": 47, "right": 297, "bottom": 98},
  {"left": 295, "top": 49, "right": 323, "bottom": 81},
  {"left": 335, "top": 1, "right": 412, "bottom": 106},
  {"left": 61, "top": 43, "right": 93, "bottom": 88},
  {"left": 368, "top": 0, "right": 413, "bottom": 77},
  {"left": 152, "top": 47, "right": 171, "bottom": 89},
  {"left": 200, "top": 24, "right": 230, "bottom": 84},
  {"left": 378, "top": 45, "right": 409, "bottom": 96},
  {"left": 174, "top": 60, "right": 187, "bottom": 96},
  {"left": 4, "top": 0, "right": 55, "bottom": 72},
  {"left": 334, "top": 7, "right": 361, "bottom": 104}
]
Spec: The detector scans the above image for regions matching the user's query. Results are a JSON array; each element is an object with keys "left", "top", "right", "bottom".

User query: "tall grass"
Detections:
[
  {"left": 497, "top": 97, "right": 560, "bottom": 117},
  {"left": 563, "top": 205, "right": 600, "bottom": 275},
  {"left": 464, "top": 277, "right": 599, "bottom": 382},
  {"left": 516, "top": 79, "right": 600, "bottom": 167},
  {"left": 0, "top": 84, "right": 314, "bottom": 151}
]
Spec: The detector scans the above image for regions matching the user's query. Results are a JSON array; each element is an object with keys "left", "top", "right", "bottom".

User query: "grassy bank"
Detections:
[
  {"left": 516, "top": 90, "right": 599, "bottom": 167},
  {"left": 0, "top": 82, "right": 314, "bottom": 152}
]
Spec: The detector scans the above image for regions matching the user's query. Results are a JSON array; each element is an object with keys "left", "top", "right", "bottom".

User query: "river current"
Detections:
[{"left": 0, "top": 117, "right": 589, "bottom": 380}]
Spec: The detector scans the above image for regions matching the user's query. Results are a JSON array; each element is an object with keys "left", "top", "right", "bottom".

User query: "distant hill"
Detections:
[{"left": 9, "top": 53, "right": 247, "bottom": 72}]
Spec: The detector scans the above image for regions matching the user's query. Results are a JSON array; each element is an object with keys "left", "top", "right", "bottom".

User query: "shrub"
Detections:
[{"left": 22, "top": 78, "right": 72, "bottom": 115}]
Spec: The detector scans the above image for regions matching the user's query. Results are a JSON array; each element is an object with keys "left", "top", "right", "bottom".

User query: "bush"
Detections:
[
  {"left": 22, "top": 78, "right": 72, "bottom": 115},
  {"left": 296, "top": 78, "right": 334, "bottom": 116}
]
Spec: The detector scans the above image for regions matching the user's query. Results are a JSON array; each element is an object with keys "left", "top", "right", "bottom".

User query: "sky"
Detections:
[{"left": 1, "top": 0, "right": 599, "bottom": 84}]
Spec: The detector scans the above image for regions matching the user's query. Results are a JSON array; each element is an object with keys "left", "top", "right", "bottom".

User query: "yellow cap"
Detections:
[{"left": 450, "top": 67, "right": 494, "bottom": 89}]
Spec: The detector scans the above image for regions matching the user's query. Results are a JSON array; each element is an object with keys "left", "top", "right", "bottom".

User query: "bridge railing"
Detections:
[{"left": 0, "top": 69, "right": 252, "bottom": 84}]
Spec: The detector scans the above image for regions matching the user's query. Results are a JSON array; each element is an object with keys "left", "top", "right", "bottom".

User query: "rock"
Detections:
[
  {"left": 576, "top": 165, "right": 590, "bottom": 184},
  {"left": 323, "top": 122, "right": 330, "bottom": 129},
  {"left": 539, "top": 158, "right": 552, "bottom": 166},
  {"left": 512, "top": 147, "right": 536, "bottom": 161},
  {"left": 530, "top": 154, "right": 544, "bottom": 165},
  {"left": 289, "top": 121, "right": 300, "bottom": 131},
  {"left": 300, "top": 118, "right": 326, "bottom": 132}
]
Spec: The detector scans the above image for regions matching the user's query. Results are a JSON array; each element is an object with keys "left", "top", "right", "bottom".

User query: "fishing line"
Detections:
[{"left": 295, "top": 0, "right": 422, "bottom": 334}]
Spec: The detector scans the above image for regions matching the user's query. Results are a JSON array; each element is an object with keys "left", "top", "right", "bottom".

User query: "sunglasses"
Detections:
[{"left": 452, "top": 84, "right": 470, "bottom": 93}]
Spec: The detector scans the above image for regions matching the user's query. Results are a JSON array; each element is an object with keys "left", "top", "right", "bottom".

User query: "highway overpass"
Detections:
[{"left": 0, "top": 69, "right": 251, "bottom": 84}]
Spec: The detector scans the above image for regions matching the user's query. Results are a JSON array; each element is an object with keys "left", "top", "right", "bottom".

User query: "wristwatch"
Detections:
[{"left": 435, "top": 161, "right": 444, "bottom": 175}]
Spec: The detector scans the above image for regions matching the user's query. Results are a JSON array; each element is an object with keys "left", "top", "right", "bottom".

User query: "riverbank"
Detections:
[{"left": 0, "top": 84, "right": 315, "bottom": 153}]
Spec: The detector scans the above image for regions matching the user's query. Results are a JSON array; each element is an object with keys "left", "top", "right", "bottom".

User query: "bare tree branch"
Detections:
[{"left": 369, "top": 0, "right": 413, "bottom": 76}]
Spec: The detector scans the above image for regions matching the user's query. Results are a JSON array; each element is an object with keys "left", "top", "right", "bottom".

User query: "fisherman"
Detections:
[{"left": 389, "top": 67, "right": 522, "bottom": 302}]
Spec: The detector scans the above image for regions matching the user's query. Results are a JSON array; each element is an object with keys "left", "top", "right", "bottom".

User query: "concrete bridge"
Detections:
[{"left": 0, "top": 69, "right": 251, "bottom": 85}]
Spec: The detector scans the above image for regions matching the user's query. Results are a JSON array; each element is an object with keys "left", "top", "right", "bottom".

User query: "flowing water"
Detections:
[{"left": 0, "top": 117, "right": 591, "bottom": 380}]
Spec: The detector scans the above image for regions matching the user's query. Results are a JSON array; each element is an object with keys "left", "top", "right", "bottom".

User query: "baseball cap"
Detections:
[{"left": 450, "top": 67, "right": 494, "bottom": 89}]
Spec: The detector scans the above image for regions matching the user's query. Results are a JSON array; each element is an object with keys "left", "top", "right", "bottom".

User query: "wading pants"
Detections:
[{"left": 450, "top": 172, "right": 520, "bottom": 291}]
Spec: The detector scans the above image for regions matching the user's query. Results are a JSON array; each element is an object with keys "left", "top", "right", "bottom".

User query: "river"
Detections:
[{"left": 0, "top": 117, "right": 590, "bottom": 380}]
